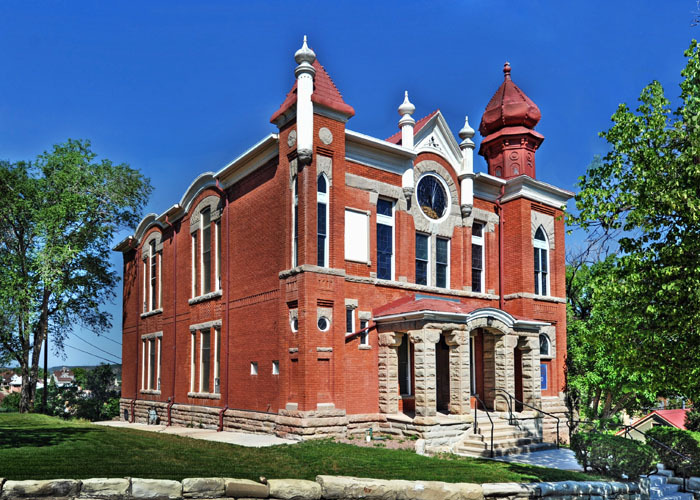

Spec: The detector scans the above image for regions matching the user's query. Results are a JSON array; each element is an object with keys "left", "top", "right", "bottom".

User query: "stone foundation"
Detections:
[{"left": 0, "top": 476, "right": 645, "bottom": 500}]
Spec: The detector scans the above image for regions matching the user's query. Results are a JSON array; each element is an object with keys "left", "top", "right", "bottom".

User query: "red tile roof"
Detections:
[
  {"left": 623, "top": 409, "right": 690, "bottom": 434},
  {"left": 373, "top": 294, "right": 538, "bottom": 323},
  {"left": 270, "top": 59, "right": 355, "bottom": 123},
  {"left": 385, "top": 110, "right": 439, "bottom": 145}
]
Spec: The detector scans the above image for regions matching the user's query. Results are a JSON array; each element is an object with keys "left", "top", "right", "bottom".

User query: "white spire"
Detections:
[
  {"left": 398, "top": 91, "right": 416, "bottom": 149},
  {"left": 295, "top": 36, "right": 316, "bottom": 165},
  {"left": 459, "top": 116, "right": 475, "bottom": 218}
]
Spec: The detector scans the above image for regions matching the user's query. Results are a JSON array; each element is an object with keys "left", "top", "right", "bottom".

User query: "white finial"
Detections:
[
  {"left": 398, "top": 90, "right": 416, "bottom": 117},
  {"left": 459, "top": 115, "right": 475, "bottom": 140},
  {"left": 295, "top": 35, "right": 316, "bottom": 66}
]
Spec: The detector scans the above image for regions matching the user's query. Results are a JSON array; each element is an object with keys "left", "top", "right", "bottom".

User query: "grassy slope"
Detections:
[{"left": 0, "top": 414, "right": 596, "bottom": 483}]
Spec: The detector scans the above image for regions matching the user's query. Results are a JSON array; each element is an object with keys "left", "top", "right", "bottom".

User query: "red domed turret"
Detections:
[
  {"left": 478, "top": 63, "right": 544, "bottom": 180},
  {"left": 479, "top": 62, "right": 541, "bottom": 136}
]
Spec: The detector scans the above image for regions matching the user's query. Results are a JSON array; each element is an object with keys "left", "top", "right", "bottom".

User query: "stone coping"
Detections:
[{"left": 0, "top": 476, "right": 644, "bottom": 500}]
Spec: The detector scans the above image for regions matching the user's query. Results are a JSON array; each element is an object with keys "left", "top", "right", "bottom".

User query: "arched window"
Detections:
[
  {"left": 317, "top": 174, "right": 329, "bottom": 267},
  {"left": 292, "top": 178, "right": 298, "bottom": 267},
  {"left": 539, "top": 334, "right": 550, "bottom": 357},
  {"left": 533, "top": 226, "right": 549, "bottom": 296}
]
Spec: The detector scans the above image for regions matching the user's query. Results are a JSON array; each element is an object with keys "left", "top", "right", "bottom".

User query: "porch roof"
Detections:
[{"left": 372, "top": 294, "right": 549, "bottom": 331}]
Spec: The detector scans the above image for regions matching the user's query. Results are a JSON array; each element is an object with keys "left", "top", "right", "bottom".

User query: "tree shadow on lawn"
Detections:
[{"left": 0, "top": 426, "right": 98, "bottom": 449}]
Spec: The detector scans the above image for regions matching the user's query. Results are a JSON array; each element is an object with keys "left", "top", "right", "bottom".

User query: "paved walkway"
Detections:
[
  {"left": 494, "top": 448, "right": 584, "bottom": 471},
  {"left": 94, "top": 421, "right": 298, "bottom": 447}
]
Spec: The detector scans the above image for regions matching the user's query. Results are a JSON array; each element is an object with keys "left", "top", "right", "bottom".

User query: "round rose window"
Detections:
[{"left": 417, "top": 174, "right": 448, "bottom": 220}]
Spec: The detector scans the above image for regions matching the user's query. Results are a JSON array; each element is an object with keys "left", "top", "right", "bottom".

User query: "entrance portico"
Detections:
[{"left": 375, "top": 300, "right": 548, "bottom": 418}]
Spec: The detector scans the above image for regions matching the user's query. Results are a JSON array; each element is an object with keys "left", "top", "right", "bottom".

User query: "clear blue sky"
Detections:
[{"left": 1, "top": 1, "right": 698, "bottom": 367}]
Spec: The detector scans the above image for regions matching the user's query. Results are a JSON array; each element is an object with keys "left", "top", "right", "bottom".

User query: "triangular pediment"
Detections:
[{"left": 413, "top": 111, "right": 463, "bottom": 171}]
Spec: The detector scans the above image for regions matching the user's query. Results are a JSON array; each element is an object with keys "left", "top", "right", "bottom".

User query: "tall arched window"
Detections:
[
  {"left": 292, "top": 178, "right": 298, "bottom": 267},
  {"left": 317, "top": 174, "right": 329, "bottom": 267},
  {"left": 539, "top": 334, "right": 551, "bottom": 356},
  {"left": 533, "top": 226, "right": 549, "bottom": 296}
]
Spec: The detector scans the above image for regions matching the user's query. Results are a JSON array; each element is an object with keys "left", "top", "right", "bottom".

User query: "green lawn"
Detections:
[{"left": 0, "top": 414, "right": 597, "bottom": 483}]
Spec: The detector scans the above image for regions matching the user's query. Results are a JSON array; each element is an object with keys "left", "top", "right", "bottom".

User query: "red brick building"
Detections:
[{"left": 116, "top": 38, "right": 572, "bottom": 447}]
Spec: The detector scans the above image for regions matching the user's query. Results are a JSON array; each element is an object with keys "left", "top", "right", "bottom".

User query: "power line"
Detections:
[
  {"left": 98, "top": 335, "right": 122, "bottom": 347},
  {"left": 64, "top": 343, "right": 121, "bottom": 365},
  {"left": 72, "top": 332, "right": 121, "bottom": 360}
]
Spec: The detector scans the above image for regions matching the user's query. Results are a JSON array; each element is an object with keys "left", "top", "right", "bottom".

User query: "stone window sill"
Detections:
[
  {"left": 188, "top": 290, "right": 222, "bottom": 305},
  {"left": 187, "top": 392, "right": 221, "bottom": 400},
  {"left": 140, "top": 308, "right": 163, "bottom": 319},
  {"left": 359, "top": 345, "right": 372, "bottom": 350},
  {"left": 140, "top": 389, "right": 161, "bottom": 395}
]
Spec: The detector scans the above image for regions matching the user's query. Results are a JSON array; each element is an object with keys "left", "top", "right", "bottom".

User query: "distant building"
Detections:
[
  {"left": 620, "top": 409, "right": 692, "bottom": 441},
  {"left": 116, "top": 38, "right": 571, "bottom": 444},
  {"left": 52, "top": 367, "right": 75, "bottom": 387}
]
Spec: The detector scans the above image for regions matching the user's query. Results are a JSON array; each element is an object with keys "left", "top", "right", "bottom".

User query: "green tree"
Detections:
[
  {"left": 72, "top": 367, "right": 88, "bottom": 389},
  {"left": 570, "top": 40, "right": 700, "bottom": 401},
  {"left": 0, "top": 140, "right": 151, "bottom": 413},
  {"left": 566, "top": 256, "right": 657, "bottom": 421}
]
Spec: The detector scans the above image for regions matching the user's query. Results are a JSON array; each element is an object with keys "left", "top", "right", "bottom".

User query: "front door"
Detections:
[{"left": 436, "top": 336, "right": 450, "bottom": 412}]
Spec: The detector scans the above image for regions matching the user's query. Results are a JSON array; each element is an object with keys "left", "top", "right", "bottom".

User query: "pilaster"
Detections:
[
  {"left": 445, "top": 330, "right": 471, "bottom": 415},
  {"left": 409, "top": 329, "right": 440, "bottom": 417},
  {"left": 377, "top": 333, "right": 403, "bottom": 414}
]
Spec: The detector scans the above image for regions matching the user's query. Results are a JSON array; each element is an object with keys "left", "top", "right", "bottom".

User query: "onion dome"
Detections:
[
  {"left": 398, "top": 91, "right": 416, "bottom": 117},
  {"left": 294, "top": 35, "right": 316, "bottom": 65},
  {"left": 478, "top": 62, "right": 541, "bottom": 137},
  {"left": 458, "top": 115, "right": 475, "bottom": 140}
]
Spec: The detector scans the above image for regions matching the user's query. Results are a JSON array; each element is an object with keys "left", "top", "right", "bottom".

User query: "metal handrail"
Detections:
[
  {"left": 473, "top": 393, "right": 494, "bottom": 458},
  {"left": 571, "top": 418, "right": 694, "bottom": 478},
  {"left": 494, "top": 389, "right": 560, "bottom": 448}
]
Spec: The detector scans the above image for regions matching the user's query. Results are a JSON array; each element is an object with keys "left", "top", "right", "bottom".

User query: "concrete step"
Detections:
[
  {"left": 648, "top": 476, "right": 669, "bottom": 487},
  {"left": 469, "top": 428, "right": 530, "bottom": 440},
  {"left": 459, "top": 436, "right": 539, "bottom": 450},
  {"left": 651, "top": 484, "right": 680, "bottom": 497},
  {"left": 651, "top": 494, "right": 694, "bottom": 500},
  {"left": 455, "top": 441, "right": 556, "bottom": 458}
]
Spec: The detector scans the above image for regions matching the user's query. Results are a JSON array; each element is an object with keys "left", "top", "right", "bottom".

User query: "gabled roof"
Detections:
[
  {"left": 270, "top": 59, "right": 355, "bottom": 123},
  {"left": 386, "top": 110, "right": 439, "bottom": 145},
  {"left": 625, "top": 409, "right": 690, "bottom": 432}
]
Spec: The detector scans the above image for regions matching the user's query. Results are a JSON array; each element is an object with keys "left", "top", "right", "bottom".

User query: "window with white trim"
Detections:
[
  {"left": 359, "top": 319, "right": 369, "bottom": 347},
  {"left": 191, "top": 201, "right": 222, "bottom": 299},
  {"left": 250, "top": 362, "right": 258, "bottom": 375},
  {"left": 345, "top": 308, "right": 354, "bottom": 334},
  {"left": 141, "top": 334, "right": 161, "bottom": 392},
  {"left": 292, "top": 178, "right": 298, "bottom": 267},
  {"left": 539, "top": 334, "right": 551, "bottom": 357},
  {"left": 471, "top": 222, "right": 484, "bottom": 293},
  {"left": 317, "top": 174, "right": 329, "bottom": 267},
  {"left": 272, "top": 360, "right": 279, "bottom": 375},
  {"left": 436, "top": 237, "right": 449, "bottom": 288},
  {"left": 534, "top": 226, "right": 549, "bottom": 296},
  {"left": 190, "top": 327, "right": 221, "bottom": 394},
  {"left": 376, "top": 199, "right": 394, "bottom": 280},
  {"left": 143, "top": 237, "right": 161, "bottom": 313},
  {"left": 415, "top": 233, "right": 430, "bottom": 286}
]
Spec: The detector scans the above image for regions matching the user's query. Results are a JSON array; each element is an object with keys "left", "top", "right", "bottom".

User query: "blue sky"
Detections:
[{"left": 1, "top": 1, "right": 698, "bottom": 367}]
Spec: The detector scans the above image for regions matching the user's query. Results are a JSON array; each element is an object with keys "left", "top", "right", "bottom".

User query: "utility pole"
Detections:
[{"left": 42, "top": 334, "right": 48, "bottom": 413}]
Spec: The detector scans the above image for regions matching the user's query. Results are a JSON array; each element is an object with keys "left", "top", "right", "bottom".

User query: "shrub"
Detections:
[
  {"left": 571, "top": 432, "right": 657, "bottom": 479},
  {"left": 646, "top": 426, "right": 700, "bottom": 476},
  {"left": 0, "top": 392, "right": 20, "bottom": 412},
  {"left": 686, "top": 408, "right": 700, "bottom": 432}
]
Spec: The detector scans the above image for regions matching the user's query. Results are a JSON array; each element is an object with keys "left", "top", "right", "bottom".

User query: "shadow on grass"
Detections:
[{"left": 0, "top": 426, "right": 98, "bottom": 449}]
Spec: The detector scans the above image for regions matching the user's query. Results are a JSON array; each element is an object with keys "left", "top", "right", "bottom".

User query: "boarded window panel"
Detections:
[{"left": 345, "top": 210, "right": 369, "bottom": 263}]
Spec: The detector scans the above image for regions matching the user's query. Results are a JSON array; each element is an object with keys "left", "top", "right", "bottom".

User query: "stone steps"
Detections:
[
  {"left": 455, "top": 441, "right": 556, "bottom": 458},
  {"left": 453, "top": 412, "right": 550, "bottom": 458},
  {"left": 642, "top": 468, "right": 695, "bottom": 500}
]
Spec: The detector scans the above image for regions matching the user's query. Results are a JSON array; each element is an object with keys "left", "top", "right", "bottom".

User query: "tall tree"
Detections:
[
  {"left": 570, "top": 40, "right": 700, "bottom": 400},
  {"left": 566, "top": 256, "right": 657, "bottom": 421},
  {"left": 0, "top": 140, "right": 151, "bottom": 412}
]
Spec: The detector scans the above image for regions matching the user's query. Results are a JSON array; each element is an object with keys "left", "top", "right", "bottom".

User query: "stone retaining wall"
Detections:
[{"left": 0, "top": 476, "right": 644, "bottom": 500}]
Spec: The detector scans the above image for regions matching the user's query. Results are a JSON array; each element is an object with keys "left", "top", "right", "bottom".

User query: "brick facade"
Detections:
[{"left": 116, "top": 42, "right": 573, "bottom": 440}]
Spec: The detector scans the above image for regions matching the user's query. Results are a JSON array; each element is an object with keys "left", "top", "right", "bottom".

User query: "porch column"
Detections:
[
  {"left": 445, "top": 330, "right": 470, "bottom": 415},
  {"left": 409, "top": 329, "right": 440, "bottom": 417},
  {"left": 378, "top": 332, "right": 403, "bottom": 414},
  {"left": 494, "top": 333, "right": 517, "bottom": 411},
  {"left": 520, "top": 335, "right": 542, "bottom": 409}
]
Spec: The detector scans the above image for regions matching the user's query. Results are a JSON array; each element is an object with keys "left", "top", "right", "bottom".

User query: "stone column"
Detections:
[
  {"left": 520, "top": 336, "right": 542, "bottom": 409},
  {"left": 445, "top": 330, "right": 470, "bottom": 415},
  {"left": 493, "top": 334, "right": 516, "bottom": 411},
  {"left": 378, "top": 333, "right": 403, "bottom": 414},
  {"left": 409, "top": 329, "right": 440, "bottom": 417}
]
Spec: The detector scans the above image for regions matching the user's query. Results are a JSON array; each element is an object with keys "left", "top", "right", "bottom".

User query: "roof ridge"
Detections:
[{"left": 386, "top": 109, "right": 439, "bottom": 144}]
